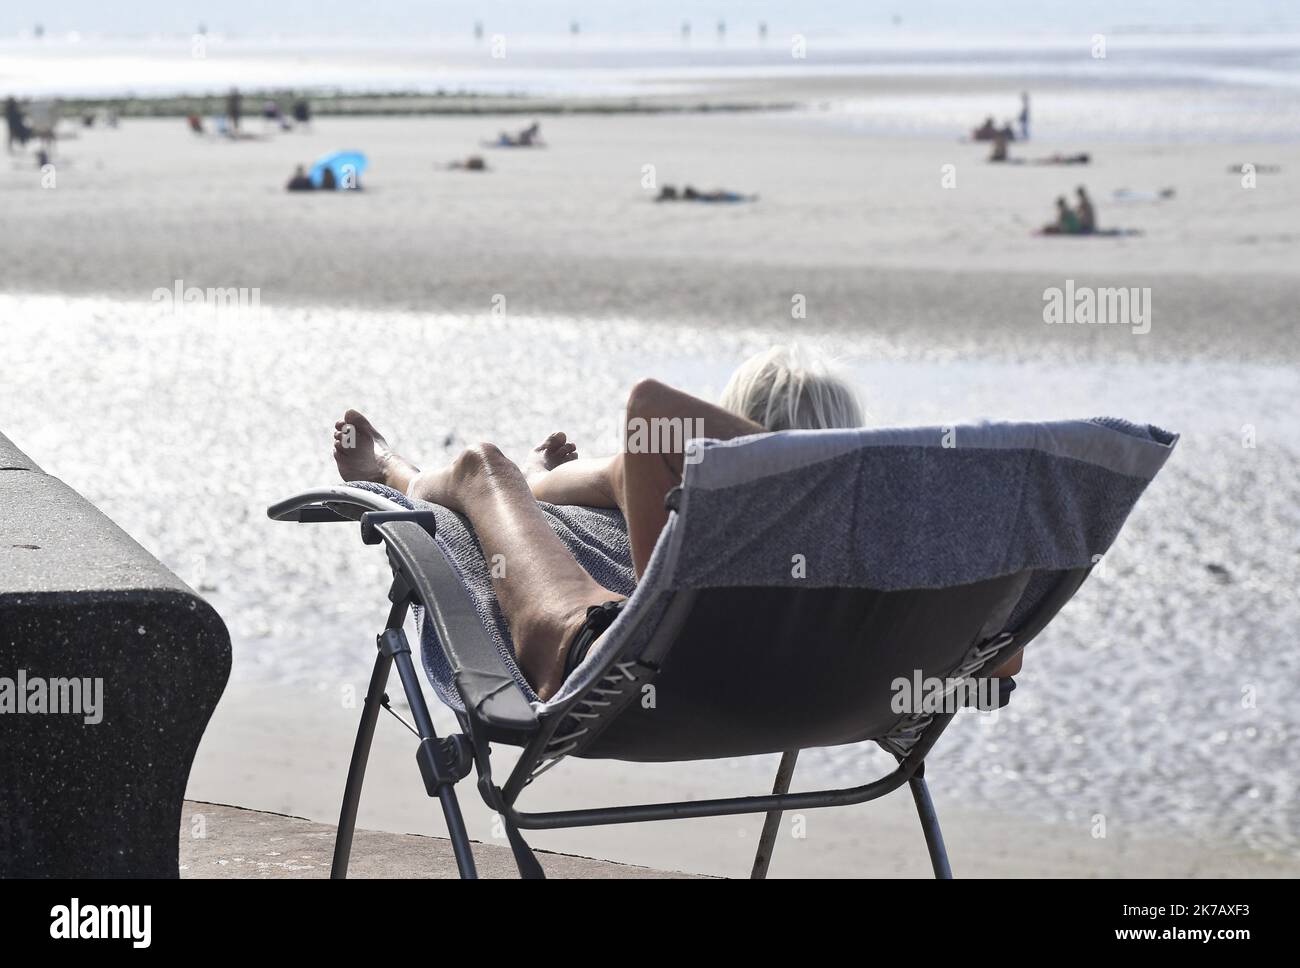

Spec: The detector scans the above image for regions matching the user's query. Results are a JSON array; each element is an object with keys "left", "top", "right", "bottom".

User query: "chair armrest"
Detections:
[
  {"left": 370, "top": 519, "right": 538, "bottom": 733},
  {"left": 269, "top": 487, "right": 538, "bottom": 732},
  {"left": 267, "top": 486, "right": 407, "bottom": 523}
]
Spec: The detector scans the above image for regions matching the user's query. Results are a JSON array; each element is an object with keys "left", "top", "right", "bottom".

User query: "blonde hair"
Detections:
[{"left": 719, "top": 345, "right": 864, "bottom": 431}]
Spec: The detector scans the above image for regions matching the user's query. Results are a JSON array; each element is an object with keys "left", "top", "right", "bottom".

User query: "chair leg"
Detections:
[
  {"left": 331, "top": 650, "right": 393, "bottom": 879},
  {"left": 750, "top": 750, "right": 800, "bottom": 879},
  {"left": 908, "top": 772, "right": 953, "bottom": 879},
  {"left": 502, "top": 813, "right": 546, "bottom": 879},
  {"left": 472, "top": 747, "right": 544, "bottom": 877},
  {"left": 386, "top": 633, "right": 480, "bottom": 879},
  {"left": 436, "top": 781, "right": 478, "bottom": 878}
]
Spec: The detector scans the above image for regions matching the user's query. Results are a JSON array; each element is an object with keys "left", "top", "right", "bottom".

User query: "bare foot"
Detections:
[
  {"left": 526, "top": 431, "right": 578, "bottom": 477},
  {"left": 333, "top": 409, "right": 420, "bottom": 492}
]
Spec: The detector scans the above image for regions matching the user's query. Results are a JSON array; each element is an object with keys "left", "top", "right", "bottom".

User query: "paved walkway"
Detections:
[{"left": 179, "top": 801, "right": 698, "bottom": 879}]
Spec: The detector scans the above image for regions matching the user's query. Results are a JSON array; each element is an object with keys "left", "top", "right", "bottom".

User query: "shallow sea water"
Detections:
[{"left": 2, "top": 292, "right": 1296, "bottom": 858}]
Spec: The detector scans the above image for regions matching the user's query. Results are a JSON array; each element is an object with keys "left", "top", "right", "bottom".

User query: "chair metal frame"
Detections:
[{"left": 270, "top": 486, "right": 1043, "bottom": 880}]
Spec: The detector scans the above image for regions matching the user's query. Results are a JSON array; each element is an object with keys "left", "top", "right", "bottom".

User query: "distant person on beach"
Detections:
[
  {"left": 187, "top": 114, "right": 205, "bottom": 135},
  {"left": 448, "top": 155, "right": 488, "bottom": 171},
  {"left": 226, "top": 88, "right": 243, "bottom": 132},
  {"left": 684, "top": 185, "right": 752, "bottom": 202},
  {"left": 1041, "top": 191, "right": 1139, "bottom": 237},
  {"left": 657, "top": 184, "right": 755, "bottom": 203},
  {"left": 1042, "top": 196, "right": 1081, "bottom": 235},
  {"left": 1019, "top": 92, "right": 1030, "bottom": 140},
  {"left": 989, "top": 130, "right": 1010, "bottom": 162},
  {"left": 286, "top": 165, "right": 315, "bottom": 191},
  {"left": 1075, "top": 186, "right": 1096, "bottom": 233},
  {"left": 994, "top": 146, "right": 1090, "bottom": 166},
  {"left": 328, "top": 347, "right": 1034, "bottom": 700},
  {"left": 263, "top": 100, "right": 290, "bottom": 131},
  {"left": 972, "top": 116, "right": 997, "bottom": 141},
  {"left": 292, "top": 98, "right": 311, "bottom": 126},
  {"left": 5, "top": 96, "right": 29, "bottom": 152},
  {"left": 319, "top": 167, "right": 337, "bottom": 190},
  {"left": 1035, "top": 152, "right": 1090, "bottom": 165},
  {"left": 493, "top": 121, "right": 542, "bottom": 147}
]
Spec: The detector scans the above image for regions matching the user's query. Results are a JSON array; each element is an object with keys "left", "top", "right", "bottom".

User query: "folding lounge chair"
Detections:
[{"left": 268, "top": 417, "right": 1177, "bottom": 878}]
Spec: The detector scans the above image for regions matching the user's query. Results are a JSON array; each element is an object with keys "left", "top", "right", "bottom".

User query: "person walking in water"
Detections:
[{"left": 1019, "top": 92, "right": 1031, "bottom": 140}]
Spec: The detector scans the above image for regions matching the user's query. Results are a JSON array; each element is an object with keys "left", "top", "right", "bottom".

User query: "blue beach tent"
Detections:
[{"left": 310, "top": 150, "right": 368, "bottom": 189}]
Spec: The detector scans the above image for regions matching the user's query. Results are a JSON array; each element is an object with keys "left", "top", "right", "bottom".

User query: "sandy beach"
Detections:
[
  {"left": 3, "top": 72, "right": 1298, "bottom": 877},
  {"left": 5, "top": 111, "right": 1299, "bottom": 373},
  {"left": 5, "top": 113, "right": 1299, "bottom": 358}
]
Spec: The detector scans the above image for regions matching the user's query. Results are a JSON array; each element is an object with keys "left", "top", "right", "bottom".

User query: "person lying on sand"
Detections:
[
  {"left": 447, "top": 155, "right": 488, "bottom": 171},
  {"left": 329, "top": 347, "right": 1027, "bottom": 700},
  {"left": 1033, "top": 152, "right": 1090, "bottom": 165},
  {"left": 286, "top": 164, "right": 315, "bottom": 191},
  {"left": 990, "top": 142, "right": 1090, "bottom": 166},
  {"left": 492, "top": 121, "right": 542, "bottom": 147},
  {"left": 657, "top": 184, "right": 757, "bottom": 203},
  {"left": 683, "top": 185, "right": 753, "bottom": 202}
]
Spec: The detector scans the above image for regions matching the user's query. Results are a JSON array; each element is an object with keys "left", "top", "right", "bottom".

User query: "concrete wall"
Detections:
[{"left": 0, "top": 432, "right": 230, "bottom": 877}]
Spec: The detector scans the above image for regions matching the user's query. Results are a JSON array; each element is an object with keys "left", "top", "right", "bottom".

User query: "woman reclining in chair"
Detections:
[{"left": 333, "top": 347, "right": 1022, "bottom": 699}]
